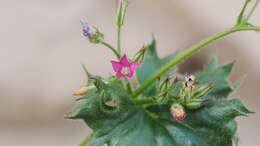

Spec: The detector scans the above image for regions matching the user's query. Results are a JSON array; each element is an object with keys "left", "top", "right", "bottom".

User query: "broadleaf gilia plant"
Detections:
[{"left": 66, "top": 0, "right": 259, "bottom": 145}]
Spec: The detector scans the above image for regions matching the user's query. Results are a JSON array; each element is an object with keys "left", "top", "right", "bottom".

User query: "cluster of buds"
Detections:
[
  {"left": 80, "top": 20, "right": 104, "bottom": 44},
  {"left": 154, "top": 74, "right": 177, "bottom": 104},
  {"left": 168, "top": 74, "right": 213, "bottom": 121}
]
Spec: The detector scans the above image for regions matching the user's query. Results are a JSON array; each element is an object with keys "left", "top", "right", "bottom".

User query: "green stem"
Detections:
[
  {"left": 133, "top": 25, "right": 260, "bottom": 98},
  {"left": 245, "top": 0, "right": 260, "bottom": 22},
  {"left": 132, "top": 98, "right": 154, "bottom": 105},
  {"left": 126, "top": 81, "right": 133, "bottom": 94},
  {"left": 237, "top": 0, "right": 250, "bottom": 25},
  {"left": 101, "top": 41, "right": 121, "bottom": 59},
  {"left": 121, "top": 78, "right": 133, "bottom": 95},
  {"left": 117, "top": 27, "right": 121, "bottom": 52}
]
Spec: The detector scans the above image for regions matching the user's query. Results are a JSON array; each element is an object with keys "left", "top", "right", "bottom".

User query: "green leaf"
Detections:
[
  {"left": 186, "top": 99, "right": 252, "bottom": 127},
  {"left": 196, "top": 56, "right": 235, "bottom": 97},
  {"left": 136, "top": 37, "right": 177, "bottom": 96},
  {"left": 67, "top": 78, "right": 251, "bottom": 146}
]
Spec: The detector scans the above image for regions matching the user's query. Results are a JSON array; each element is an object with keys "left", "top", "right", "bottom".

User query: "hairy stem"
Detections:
[
  {"left": 101, "top": 41, "right": 121, "bottom": 59},
  {"left": 133, "top": 25, "right": 260, "bottom": 98}
]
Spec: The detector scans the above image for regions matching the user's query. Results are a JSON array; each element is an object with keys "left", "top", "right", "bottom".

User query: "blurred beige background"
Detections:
[{"left": 0, "top": 0, "right": 259, "bottom": 145}]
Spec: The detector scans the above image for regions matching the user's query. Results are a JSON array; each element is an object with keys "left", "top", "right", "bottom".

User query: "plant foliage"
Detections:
[
  {"left": 66, "top": 40, "right": 252, "bottom": 146},
  {"left": 66, "top": 0, "right": 260, "bottom": 145}
]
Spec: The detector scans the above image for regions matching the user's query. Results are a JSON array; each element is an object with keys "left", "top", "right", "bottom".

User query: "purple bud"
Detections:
[
  {"left": 79, "top": 19, "right": 104, "bottom": 44},
  {"left": 80, "top": 20, "right": 91, "bottom": 38}
]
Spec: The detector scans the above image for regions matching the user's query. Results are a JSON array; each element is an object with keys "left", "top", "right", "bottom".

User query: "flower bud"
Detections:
[
  {"left": 170, "top": 103, "right": 186, "bottom": 121},
  {"left": 192, "top": 83, "right": 214, "bottom": 98},
  {"left": 155, "top": 92, "right": 168, "bottom": 104},
  {"left": 159, "top": 75, "right": 177, "bottom": 92},
  {"left": 184, "top": 74, "right": 196, "bottom": 88},
  {"left": 185, "top": 99, "right": 204, "bottom": 110},
  {"left": 73, "top": 85, "right": 94, "bottom": 96},
  {"left": 116, "top": 0, "right": 128, "bottom": 28},
  {"left": 181, "top": 74, "right": 196, "bottom": 98},
  {"left": 133, "top": 45, "right": 146, "bottom": 63},
  {"left": 80, "top": 20, "right": 104, "bottom": 44},
  {"left": 159, "top": 79, "right": 169, "bottom": 92}
]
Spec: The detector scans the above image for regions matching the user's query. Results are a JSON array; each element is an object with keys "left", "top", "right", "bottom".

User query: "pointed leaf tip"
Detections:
[
  {"left": 222, "top": 61, "right": 235, "bottom": 75},
  {"left": 205, "top": 55, "right": 218, "bottom": 70},
  {"left": 197, "top": 56, "right": 236, "bottom": 97},
  {"left": 81, "top": 64, "right": 93, "bottom": 81},
  {"left": 229, "top": 99, "right": 254, "bottom": 116}
]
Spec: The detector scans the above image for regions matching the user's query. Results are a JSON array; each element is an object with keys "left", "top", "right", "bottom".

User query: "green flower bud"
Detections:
[
  {"left": 158, "top": 75, "right": 177, "bottom": 92},
  {"left": 192, "top": 83, "right": 214, "bottom": 98},
  {"left": 159, "top": 79, "right": 169, "bottom": 92},
  {"left": 155, "top": 92, "right": 168, "bottom": 104},
  {"left": 185, "top": 99, "right": 204, "bottom": 110},
  {"left": 133, "top": 45, "right": 146, "bottom": 63},
  {"left": 116, "top": 0, "right": 128, "bottom": 28},
  {"left": 88, "top": 26, "right": 104, "bottom": 44}
]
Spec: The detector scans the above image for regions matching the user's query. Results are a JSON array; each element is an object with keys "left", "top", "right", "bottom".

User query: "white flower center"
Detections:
[{"left": 121, "top": 67, "right": 130, "bottom": 75}]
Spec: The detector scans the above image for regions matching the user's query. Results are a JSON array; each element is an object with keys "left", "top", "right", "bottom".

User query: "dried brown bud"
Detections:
[{"left": 73, "top": 85, "right": 94, "bottom": 96}]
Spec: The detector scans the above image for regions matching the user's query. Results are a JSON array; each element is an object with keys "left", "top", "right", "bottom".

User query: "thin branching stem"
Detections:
[
  {"left": 237, "top": 0, "right": 251, "bottom": 25},
  {"left": 101, "top": 41, "right": 121, "bottom": 59},
  {"left": 133, "top": 25, "right": 260, "bottom": 98}
]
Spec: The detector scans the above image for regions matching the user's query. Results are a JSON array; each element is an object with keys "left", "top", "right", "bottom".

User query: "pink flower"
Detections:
[{"left": 111, "top": 54, "right": 139, "bottom": 78}]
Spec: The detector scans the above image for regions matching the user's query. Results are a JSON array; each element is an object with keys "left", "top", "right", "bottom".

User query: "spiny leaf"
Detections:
[
  {"left": 81, "top": 64, "right": 107, "bottom": 91},
  {"left": 67, "top": 78, "right": 251, "bottom": 146},
  {"left": 196, "top": 56, "right": 235, "bottom": 97},
  {"left": 186, "top": 99, "right": 252, "bottom": 127},
  {"left": 205, "top": 55, "right": 218, "bottom": 70},
  {"left": 81, "top": 64, "right": 93, "bottom": 83},
  {"left": 66, "top": 79, "right": 132, "bottom": 129}
]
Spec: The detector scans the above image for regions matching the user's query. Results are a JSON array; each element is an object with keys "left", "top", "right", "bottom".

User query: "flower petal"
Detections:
[
  {"left": 130, "top": 62, "right": 139, "bottom": 71},
  {"left": 127, "top": 62, "right": 139, "bottom": 78},
  {"left": 111, "top": 61, "right": 122, "bottom": 72},
  {"left": 80, "top": 20, "right": 89, "bottom": 30},
  {"left": 80, "top": 20, "right": 91, "bottom": 37},
  {"left": 120, "top": 54, "right": 130, "bottom": 66},
  {"left": 116, "top": 70, "right": 123, "bottom": 78}
]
